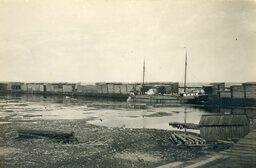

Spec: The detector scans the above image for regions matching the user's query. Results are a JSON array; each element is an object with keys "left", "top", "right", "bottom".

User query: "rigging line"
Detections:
[
  {"left": 142, "top": 58, "right": 145, "bottom": 85},
  {"left": 187, "top": 64, "right": 201, "bottom": 82}
]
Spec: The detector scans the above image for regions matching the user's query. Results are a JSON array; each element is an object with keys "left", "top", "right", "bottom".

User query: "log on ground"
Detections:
[{"left": 17, "top": 129, "right": 78, "bottom": 143}]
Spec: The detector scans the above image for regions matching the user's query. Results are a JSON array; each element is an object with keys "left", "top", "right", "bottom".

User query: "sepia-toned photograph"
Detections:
[{"left": 0, "top": 0, "right": 255, "bottom": 167}]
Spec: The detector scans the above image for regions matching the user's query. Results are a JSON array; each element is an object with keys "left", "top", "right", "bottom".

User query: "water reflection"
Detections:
[
  {"left": 0, "top": 94, "right": 206, "bottom": 131},
  {"left": 0, "top": 94, "right": 255, "bottom": 136}
]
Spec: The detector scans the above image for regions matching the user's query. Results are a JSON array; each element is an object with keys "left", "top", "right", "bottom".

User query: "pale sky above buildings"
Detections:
[{"left": 0, "top": 0, "right": 255, "bottom": 83}]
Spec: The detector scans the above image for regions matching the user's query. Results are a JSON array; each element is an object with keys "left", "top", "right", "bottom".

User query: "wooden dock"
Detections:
[{"left": 207, "top": 126, "right": 256, "bottom": 168}]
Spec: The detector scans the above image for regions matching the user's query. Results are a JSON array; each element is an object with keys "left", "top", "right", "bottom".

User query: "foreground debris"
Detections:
[{"left": 17, "top": 130, "right": 78, "bottom": 143}]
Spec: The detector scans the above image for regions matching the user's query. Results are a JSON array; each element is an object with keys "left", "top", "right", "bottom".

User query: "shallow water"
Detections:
[{"left": 0, "top": 94, "right": 217, "bottom": 132}]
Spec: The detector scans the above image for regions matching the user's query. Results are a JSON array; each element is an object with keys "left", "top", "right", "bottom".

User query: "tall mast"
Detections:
[
  {"left": 184, "top": 107, "right": 187, "bottom": 134},
  {"left": 184, "top": 51, "right": 187, "bottom": 93},
  {"left": 142, "top": 58, "right": 145, "bottom": 86}
]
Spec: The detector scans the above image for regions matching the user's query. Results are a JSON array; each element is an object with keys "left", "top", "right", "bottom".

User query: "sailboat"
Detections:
[
  {"left": 127, "top": 52, "right": 204, "bottom": 104},
  {"left": 180, "top": 51, "right": 202, "bottom": 100}
]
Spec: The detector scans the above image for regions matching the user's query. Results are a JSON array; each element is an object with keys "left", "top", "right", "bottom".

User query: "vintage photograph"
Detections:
[{"left": 0, "top": 0, "right": 255, "bottom": 167}]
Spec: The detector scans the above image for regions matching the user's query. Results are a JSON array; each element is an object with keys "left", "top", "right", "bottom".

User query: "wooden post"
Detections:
[
  {"left": 217, "top": 85, "right": 221, "bottom": 106},
  {"left": 106, "top": 84, "right": 109, "bottom": 95},
  {"left": 184, "top": 107, "right": 187, "bottom": 134},
  {"left": 243, "top": 85, "right": 247, "bottom": 107},
  {"left": 230, "top": 87, "right": 233, "bottom": 106},
  {"left": 142, "top": 59, "right": 145, "bottom": 87},
  {"left": 184, "top": 52, "right": 187, "bottom": 93},
  {"left": 218, "top": 85, "right": 221, "bottom": 99}
]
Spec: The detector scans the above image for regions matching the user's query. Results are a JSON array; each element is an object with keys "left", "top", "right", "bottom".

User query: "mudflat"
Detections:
[{"left": 0, "top": 119, "right": 209, "bottom": 168}]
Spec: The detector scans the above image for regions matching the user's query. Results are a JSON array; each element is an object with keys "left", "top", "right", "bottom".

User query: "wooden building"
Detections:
[
  {"left": 204, "top": 82, "right": 225, "bottom": 96},
  {"left": 230, "top": 85, "right": 244, "bottom": 99},
  {"left": 45, "top": 83, "right": 63, "bottom": 93},
  {"left": 76, "top": 84, "right": 99, "bottom": 94},
  {"left": 95, "top": 83, "right": 109, "bottom": 94},
  {"left": 107, "top": 83, "right": 115, "bottom": 94},
  {"left": 210, "top": 82, "right": 225, "bottom": 92},
  {"left": 120, "top": 84, "right": 128, "bottom": 94},
  {"left": 199, "top": 114, "right": 250, "bottom": 141},
  {"left": 21, "top": 83, "right": 28, "bottom": 92},
  {"left": 6, "top": 82, "right": 22, "bottom": 92},
  {"left": 220, "top": 90, "right": 231, "bottom": 98},
  {"left": 62, "top": 83, "right": 76, "bottom": 93},
  {"left": 243, "top": 82, "right": 256, "bottom": 99},
  {"left": 26, "top": 83, "right": 44, "bottom": 93},
  {"left": 202, "top": 85, "right": 216, "bottom": 96},
  {"left": 113, "top": 84, "right": 123, "bottom": 94},
  {"left": 0, "top": 83, "right": 8, "bottom": 92},
  {"left": 95, "top": 83, "right": 141, "bottom": 95}
]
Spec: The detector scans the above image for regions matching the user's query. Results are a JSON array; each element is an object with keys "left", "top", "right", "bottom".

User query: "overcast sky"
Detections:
[{"left": 0, "top": 0, "right": 255, "bottom": 83}]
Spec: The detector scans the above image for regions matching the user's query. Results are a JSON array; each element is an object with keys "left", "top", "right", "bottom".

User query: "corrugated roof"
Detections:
[{"left": 199, "top": 114, "right": 249, "bottom": 126}]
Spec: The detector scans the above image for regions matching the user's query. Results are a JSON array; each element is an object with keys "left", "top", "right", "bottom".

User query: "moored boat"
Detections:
[{"left": 127, "top": 51, "right": 205, "bottom": 104}]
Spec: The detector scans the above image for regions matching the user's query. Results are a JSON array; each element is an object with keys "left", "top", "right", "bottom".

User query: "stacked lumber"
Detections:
[{"left": 169, "top": 133, "right": 206, "bottom": 146}]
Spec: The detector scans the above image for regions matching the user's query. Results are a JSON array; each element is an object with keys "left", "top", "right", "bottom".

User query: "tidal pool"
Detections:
[{"left": 0, "top": 94, "right": 213, "bottom": 132}]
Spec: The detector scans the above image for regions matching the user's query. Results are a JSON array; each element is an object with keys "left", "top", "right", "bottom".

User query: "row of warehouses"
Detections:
[
  {"left": 203, "top": 82, "right": 256, "bottom": 106},
  {"left": 0, "top": 82, "right": 76, "bottom": 93},
  {"left": 0, "top": 82, "right": 179, "bottom": 95},
  {"left": 203, "top": 82, "right": 256, "bottom": 99}
]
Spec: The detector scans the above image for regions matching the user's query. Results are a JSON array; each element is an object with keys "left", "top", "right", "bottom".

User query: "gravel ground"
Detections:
[{"left": 0, "top": 119, "right": 210, "bottom": 168}]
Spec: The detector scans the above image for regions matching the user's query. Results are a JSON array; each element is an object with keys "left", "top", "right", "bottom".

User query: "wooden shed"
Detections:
[{"left": 199, "top": 114, "right": 249, "bottom": 141}]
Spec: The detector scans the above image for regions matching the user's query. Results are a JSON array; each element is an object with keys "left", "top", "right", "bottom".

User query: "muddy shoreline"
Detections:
[{"left": 0, "top": 119, "right": 220, "bottom": 168}]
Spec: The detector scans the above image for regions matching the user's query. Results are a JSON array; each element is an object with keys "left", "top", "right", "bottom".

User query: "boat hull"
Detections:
[{"left": 128, "top": 94, "right": 206, "bottom": 104}]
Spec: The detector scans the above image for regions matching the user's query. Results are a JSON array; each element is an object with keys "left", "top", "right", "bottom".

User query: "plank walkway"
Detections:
[
  {"left": 156, "top": 154, "right": 227, "bottom": 168},
  {"left": 206, "top": 128, "right": 256, "bottom": 168}
]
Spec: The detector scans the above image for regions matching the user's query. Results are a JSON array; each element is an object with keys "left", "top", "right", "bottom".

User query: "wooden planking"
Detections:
[
  {"left": 206, "top": 122, "right": 256, "bottom": 168},
  {"left": 184, "top": 155, "right": 226, "bottom": 168}
]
